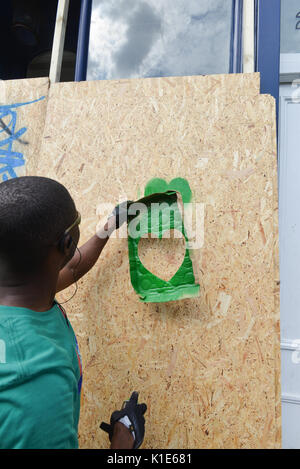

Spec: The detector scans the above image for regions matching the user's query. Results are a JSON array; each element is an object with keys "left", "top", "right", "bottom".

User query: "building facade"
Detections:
[{"left": 2, "top": 0, "right": 300, "bottom": 449}]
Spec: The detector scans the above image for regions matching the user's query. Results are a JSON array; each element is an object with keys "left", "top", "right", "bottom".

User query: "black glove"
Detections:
[
  {"left": 100, "top": 391, "right": 147, "bottom": 449},
  {"left": 108, "top": 200, "right": 134, "bottom": 229}
]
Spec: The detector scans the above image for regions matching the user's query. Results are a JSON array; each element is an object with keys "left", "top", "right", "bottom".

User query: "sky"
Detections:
[{"left": 87, "top": 0, "right": 233, "bottom": 81}]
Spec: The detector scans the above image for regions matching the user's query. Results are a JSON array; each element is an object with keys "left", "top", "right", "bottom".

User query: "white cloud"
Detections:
[{"left": 87, "top": 0, "right": 232, "bottom": 80}]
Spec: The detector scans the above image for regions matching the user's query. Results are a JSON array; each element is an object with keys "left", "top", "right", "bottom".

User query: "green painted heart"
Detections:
[
  {"left": 127, "top": 179, "right": 200, "bottom": 303},
  {"left": 144, "top": 177, "right": 192, "bottom": 204}
]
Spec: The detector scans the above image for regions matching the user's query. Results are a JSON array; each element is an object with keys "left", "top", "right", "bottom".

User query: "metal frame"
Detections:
[
  {"left": 243, "top": 0, "right": 255, "bottom": 73},
  {"left": 256, "top": 0, "right": 281, "bottom": 115},
  {"left": 75, "top": 0, "right": 92, "bottom": 81},
  {"left": 49, "top": 0, "right": 70, "bottom": 83},
  {"left": 254, "top": 0, "right": 259, "bottom": 71},
  {"left": 230, "top": 0, "right": 244, "bottom": 73}
]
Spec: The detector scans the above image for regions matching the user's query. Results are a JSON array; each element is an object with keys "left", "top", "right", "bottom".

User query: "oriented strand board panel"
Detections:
[
  {"left": 271, "top": 112, "right": 281, "bottom": 448},
  {"left": 0, "top": 78, "right": 49, "bottom": 181},
  {"left": 31, "top": 73, "right": 280, "bottom": 449},
  {"left": 0, "top": 74, "right": 279, "bottom": 448}
]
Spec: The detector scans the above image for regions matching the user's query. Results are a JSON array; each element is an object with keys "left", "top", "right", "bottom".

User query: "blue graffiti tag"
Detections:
[{"left": 0, "top": 96, "right": 45, "bottom": 182}]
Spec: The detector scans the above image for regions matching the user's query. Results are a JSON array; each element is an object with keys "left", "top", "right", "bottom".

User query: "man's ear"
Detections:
[
  {"left": 58, "top": 234, "right": 73, "bottom": 254},
  {"left": 66, "top": 236, "right": 73, "bottom": 249}
]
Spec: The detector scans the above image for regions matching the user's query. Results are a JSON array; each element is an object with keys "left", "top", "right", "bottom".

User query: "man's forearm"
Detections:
[
  {"left": 56, "top": 223, "right": 114, "bottom": 292},
  {"left": 72, "top": 232, "right": 110, "bottom": 278}
]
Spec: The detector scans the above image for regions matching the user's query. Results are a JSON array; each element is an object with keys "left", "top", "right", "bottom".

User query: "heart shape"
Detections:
[
  {"left": 138, "top": 229, "right": 186, "bottom": 281},
  {"left": 144, "top": 177, "right": 192, "bottom": 203}
]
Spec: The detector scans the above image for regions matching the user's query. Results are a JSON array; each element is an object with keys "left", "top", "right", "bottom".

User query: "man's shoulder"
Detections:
[{"left": 0, "top": 303, "right": 77, "bottom": 386}]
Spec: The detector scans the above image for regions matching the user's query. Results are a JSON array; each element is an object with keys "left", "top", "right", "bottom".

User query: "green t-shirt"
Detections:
[{"left": 0, "top": 302, "right": 82, "bottom": 449}]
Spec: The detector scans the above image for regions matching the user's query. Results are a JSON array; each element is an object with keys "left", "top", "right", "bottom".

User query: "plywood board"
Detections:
[
  {"left": 29, "top": 74, "right": 279, "bottom": 449},
  {"left": 0, "top": 73, "right": 280, "bottom": 448},
  {"left": 0, "top": 78, "right": 49, "bottom": 181},
  {"left": 270, "top": 107, "right": 281, "bottom": 448}
]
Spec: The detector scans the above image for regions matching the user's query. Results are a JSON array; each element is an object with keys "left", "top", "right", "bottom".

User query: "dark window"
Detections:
[{"left": 0, "top": 0, "right": 81, "bottom": 81}]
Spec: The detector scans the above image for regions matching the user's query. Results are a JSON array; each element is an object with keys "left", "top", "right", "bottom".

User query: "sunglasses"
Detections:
[{"left": 64, "top": 211, "right": 81, "bottom": 236}]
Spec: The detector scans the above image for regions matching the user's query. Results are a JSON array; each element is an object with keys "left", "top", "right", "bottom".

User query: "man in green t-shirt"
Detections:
[{"left": 0, "top": 176, "right": 146, "bottom": 449}]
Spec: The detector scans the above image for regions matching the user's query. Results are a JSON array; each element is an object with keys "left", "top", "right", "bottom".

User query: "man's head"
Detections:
[{"left": 0, "top": 176, "right": 80, "bottom": 282}]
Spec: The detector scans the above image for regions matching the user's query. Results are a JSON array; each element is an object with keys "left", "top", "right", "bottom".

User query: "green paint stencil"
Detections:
[
  {"left": 144, "top": 177, "right": 192, "bottom": 203},
  {"left": 128, "top": 178, "right": 200, "bottom": 303}
]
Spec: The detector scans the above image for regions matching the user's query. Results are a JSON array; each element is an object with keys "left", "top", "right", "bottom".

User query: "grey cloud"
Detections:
[{"left": 111, "top": 2, "right": 161, "bottom": 78}]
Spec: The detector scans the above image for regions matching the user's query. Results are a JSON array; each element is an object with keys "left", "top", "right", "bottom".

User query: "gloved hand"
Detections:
[
  {"left": 100, "top": 391, "right": 147, "bottom": 449},
  {"left": 108, "top": 200, "right": 134, "bottom": 230}
]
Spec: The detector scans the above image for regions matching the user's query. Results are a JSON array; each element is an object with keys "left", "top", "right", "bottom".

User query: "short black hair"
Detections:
[{"left": 0, "top": 176, "right": 77, "bottom": 275}]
